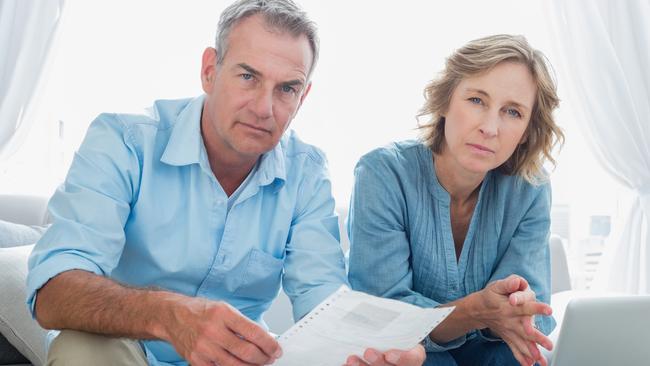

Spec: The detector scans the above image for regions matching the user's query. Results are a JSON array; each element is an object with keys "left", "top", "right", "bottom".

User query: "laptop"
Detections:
[{"left": 551, "top": 295, "right": 650, "bottom": 366}]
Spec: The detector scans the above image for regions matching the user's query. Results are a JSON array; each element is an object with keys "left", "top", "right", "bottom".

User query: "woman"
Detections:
[{"left": 347, "top": 35, "right": 564, "bottom": 366}]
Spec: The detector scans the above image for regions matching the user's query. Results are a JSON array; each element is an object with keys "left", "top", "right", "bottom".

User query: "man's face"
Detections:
[{"left": 200, "top": 14, "right": 313, "bottom": 162}]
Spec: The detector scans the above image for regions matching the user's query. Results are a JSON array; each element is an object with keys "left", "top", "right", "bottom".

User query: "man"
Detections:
[{"left": 27, "top": 1, "right": 425, "bottom": 365}]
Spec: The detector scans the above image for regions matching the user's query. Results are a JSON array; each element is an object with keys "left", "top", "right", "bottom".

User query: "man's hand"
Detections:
[
  {"left": 343, "top": 344, "right": 425, "bottom": 366},
  {"left": 474, "top": 275, "right": 553, "bottom": 366},
  {"left": 161, "top": 297, "right": 282, "bottom": 366},
  {"left": 35, "top": 270, "right": 281, "bottom": 366}
]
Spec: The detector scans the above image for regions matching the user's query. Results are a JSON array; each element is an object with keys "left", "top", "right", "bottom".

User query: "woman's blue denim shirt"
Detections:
[{"left": 347, "top": 140, "right": 555, "bottom": 352}]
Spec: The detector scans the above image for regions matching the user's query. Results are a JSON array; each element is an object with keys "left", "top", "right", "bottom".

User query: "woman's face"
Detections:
[{"left": 442, "top": 61, "right": 536, "bottom": 175}]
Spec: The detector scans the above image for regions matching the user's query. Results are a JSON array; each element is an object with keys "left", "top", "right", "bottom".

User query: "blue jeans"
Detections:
[{"left": 424, "top": 337, "right": 519, "bottom": 366}]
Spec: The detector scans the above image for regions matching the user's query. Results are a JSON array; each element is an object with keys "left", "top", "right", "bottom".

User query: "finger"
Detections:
[
  {"left": 390, "top": 345, "right": 426, "bottom": 366},
  {"left": 513, "top": 275, "right": 530, "bottom": 292},
  {"left": 511, "top": 334, "right": 535, "bottom": 361},
  {"left": 537, "top": 352, "right": 549, "bottom": 366},
  {"left": 219, "top": 326, "right": 274, "bottom": 364},
  {"left": 345, "top": 355, "right": 369, "bottom": 366},
  {"left": 363, "top": 348, "right": 388, "bottom": 365},
  {"left": 211, "top": 345, "right": 257, "bottom": 366},
  {"left": 225, "top": 311, "right": 282, "bottom": 359},
  {"left": 527, "top": 328, "right": 553, "bottom": 351},
  {"left": 525, "top": 340, "right": 541, "bottom": 361},
  {"left": 522, "top": 316, "right": 536, "bottom": 336},
  {"left": 508, "top": 344, "right": 530, "bottom": 366},
  {"left": 509, "top": 290, "right": 537, "bottom": 306},
  {"left": 492, "top": 275, "right": 526, "bottom": 295},
  {"left": 516, "top": 302, "right": 552, "bottom": 317}
]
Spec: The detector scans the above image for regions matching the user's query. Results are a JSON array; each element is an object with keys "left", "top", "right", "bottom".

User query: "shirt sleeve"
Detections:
[
  {"left": 485, "top": 182, "right": 556, "bottom": 337},
  {"left": 26, "top": 114, "right": 141, "bottom": 316},
  {"left": 282, "top": 154, "right": 349, "bottom": 322},
  {"left": 347, "top": 154, "right": 466, "bottom": 352}
]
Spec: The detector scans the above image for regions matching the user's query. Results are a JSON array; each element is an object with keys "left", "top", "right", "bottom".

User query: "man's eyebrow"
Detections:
[
  {"left": 237, "top": 63, "right": 305, "bottom": 88},
  {"left": 282, "top": 79, "right": 305, "bottom": 88},
  {"left": 237, "top": 63, "right": 262, "bottom": 77}
]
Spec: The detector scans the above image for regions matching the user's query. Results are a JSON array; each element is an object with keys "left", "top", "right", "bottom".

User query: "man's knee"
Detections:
[{"left": 47, "top": 329, "right": 147, "bottom": 366}]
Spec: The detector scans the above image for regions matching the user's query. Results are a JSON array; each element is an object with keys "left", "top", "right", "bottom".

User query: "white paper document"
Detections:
[{"left": 275, "top": 285, "right": 454, "bottom": 366}]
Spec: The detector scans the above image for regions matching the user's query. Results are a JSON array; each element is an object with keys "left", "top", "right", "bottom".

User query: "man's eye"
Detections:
[
  {"left": 281, "top": 85, "right": 296, "bottom": 94},
  {"left": 240, "top": 73, "right": 253, "bottom": 80}
]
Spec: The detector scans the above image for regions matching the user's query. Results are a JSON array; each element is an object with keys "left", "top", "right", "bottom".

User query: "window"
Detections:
[{"left": 1, "top": 1, "right": 629, "bottom": 289}]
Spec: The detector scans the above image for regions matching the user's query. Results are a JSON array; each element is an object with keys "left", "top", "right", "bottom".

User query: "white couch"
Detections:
[{"left": 0, "top": 195, "right": 51, "bottom": 366}]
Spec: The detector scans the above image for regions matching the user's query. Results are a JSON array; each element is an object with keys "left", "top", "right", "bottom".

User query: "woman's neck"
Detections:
[{"left": 433, "top": 151, "right": 485, "bottom": 206}]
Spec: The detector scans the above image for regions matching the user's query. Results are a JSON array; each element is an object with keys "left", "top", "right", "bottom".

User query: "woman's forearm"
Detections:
[{"left": 429, "top": 291, "right": 484, "bottom": 343}]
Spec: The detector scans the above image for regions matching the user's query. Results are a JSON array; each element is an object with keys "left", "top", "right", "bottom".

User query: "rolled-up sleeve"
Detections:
[
  {"left": 26, "top": 114, "right": 141, "bottom": 316},
  {"left": 347, "top": 155, "right": 466, "bottom": 352},
  {"left": 282, "top": 154, "right": 349, "bottom": 321},
  {"left": 487, "top": 182, "right": 556, "bottom": 336}
]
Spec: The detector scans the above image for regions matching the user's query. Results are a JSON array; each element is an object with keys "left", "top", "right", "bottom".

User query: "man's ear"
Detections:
[{"left": 201, "top": 47, "right": 218, "bottom": 93}]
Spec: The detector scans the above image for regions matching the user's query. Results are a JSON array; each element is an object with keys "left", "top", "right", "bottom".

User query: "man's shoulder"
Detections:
[
  {"left": 88, "top": 97, "right": 198, "bottom": 148},
  {"left": 101, "top": 97, "right": 195, "bottom": 130}
]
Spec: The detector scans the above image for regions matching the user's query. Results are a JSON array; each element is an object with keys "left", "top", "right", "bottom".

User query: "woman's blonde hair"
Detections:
[{"left": 417, "top": 34, "right": 564, "bottom": 184}]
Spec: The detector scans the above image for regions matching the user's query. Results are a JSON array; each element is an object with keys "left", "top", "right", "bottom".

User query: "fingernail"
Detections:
[
  {"left": 386, "top": 351, "right": 401, "bottom": 364},
  {"left": 273, "top": 347, "right": 283, "bottom": 358},
  {"left": 365, "top": 351, "right": 378, "bottom": 363},
  {"left": 350, "top": 360, "right": 359, "bottom": 366}
]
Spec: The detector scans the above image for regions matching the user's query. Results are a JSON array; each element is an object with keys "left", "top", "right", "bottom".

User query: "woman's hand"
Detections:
[
  {"left": 343, "top": 344, "right": 426, "bottom": 366},
  {"left": 474, "top": 275, "right": 553, "bottom": 366}
]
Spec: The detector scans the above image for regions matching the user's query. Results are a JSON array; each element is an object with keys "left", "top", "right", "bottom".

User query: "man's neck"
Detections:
[
  {"left": 201, "top": 118, "right": 259, "bottom": 197},
  {"left": 209, "top": 158, "right": 257, "bottom": 197}
]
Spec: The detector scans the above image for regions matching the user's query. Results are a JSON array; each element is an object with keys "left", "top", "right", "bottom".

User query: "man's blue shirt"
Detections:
[{"left": 26, "top": 95, "right": 348, "bottom": 365}]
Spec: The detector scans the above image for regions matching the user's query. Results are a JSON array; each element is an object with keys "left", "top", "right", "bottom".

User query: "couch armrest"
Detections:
[{"left": 0, "top": 195, "right": 50, "bottom": 226}]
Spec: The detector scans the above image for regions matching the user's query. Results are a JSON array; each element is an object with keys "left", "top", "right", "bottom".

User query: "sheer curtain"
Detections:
[
  {"left": 0, "top": 0, "right": 65, "bottom": 159},
  {"left": 545, "top": 0, "right": 650, "bottom": 293}
]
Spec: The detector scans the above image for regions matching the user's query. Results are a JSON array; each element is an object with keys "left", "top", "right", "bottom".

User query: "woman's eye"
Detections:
[
  {"left": 468, "top": 97, "right": 483, "bottom": 105},
  {"left": 507, "top": 108, "right": 522, "bottom": 118}
]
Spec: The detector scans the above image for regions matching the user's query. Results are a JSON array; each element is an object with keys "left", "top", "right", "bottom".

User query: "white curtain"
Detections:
[
  {"left": 0, "top": 0, "right": 65, "bottom": 159},
  {"left": 545, "top": 0, "right": 650, "bottom": 293}
]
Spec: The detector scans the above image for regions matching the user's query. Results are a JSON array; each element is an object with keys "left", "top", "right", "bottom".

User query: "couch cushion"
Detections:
[
  {"left": 0, "top": 245, "right": 47, "bottom": 366},
  {"left": 0, "top": 220, "right": 47, "bottom": 249}
]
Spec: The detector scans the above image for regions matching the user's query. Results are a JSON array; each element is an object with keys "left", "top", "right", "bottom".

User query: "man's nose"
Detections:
[{"left": 251, "top": 87, "right": 273, "bottom": 120}]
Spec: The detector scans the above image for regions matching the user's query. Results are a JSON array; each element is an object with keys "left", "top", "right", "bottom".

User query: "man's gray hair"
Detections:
[{"left": 216, "top": 0, "right": 319, "bottom": 79}]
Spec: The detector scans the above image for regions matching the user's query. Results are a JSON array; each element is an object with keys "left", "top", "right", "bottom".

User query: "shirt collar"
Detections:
[
  {"left": 256, "top": 140, "right": 286, "bottom": 191},
  {"left": 160, "top": 94, "right": 287, "bottom": 190},
  {"left": 160, "top": 95, "right": 205, "bottom": 167}
]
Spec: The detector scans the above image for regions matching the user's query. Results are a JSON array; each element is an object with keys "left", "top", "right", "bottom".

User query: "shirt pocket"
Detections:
[{"left": 234, "top": 248, "right": 284, "bottom": 301}]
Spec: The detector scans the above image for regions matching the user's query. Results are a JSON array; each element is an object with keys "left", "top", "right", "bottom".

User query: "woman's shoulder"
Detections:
[
  {"left": 358, "top": 139, "right": 428, "bottom": 170},
  {"left": 489, "top": 169, "right": 551, "bottom": 202}
]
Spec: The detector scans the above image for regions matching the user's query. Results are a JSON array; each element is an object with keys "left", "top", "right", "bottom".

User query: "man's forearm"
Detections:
[{"left": 35, "top": 269, "right": 181, "bottom": 340}]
